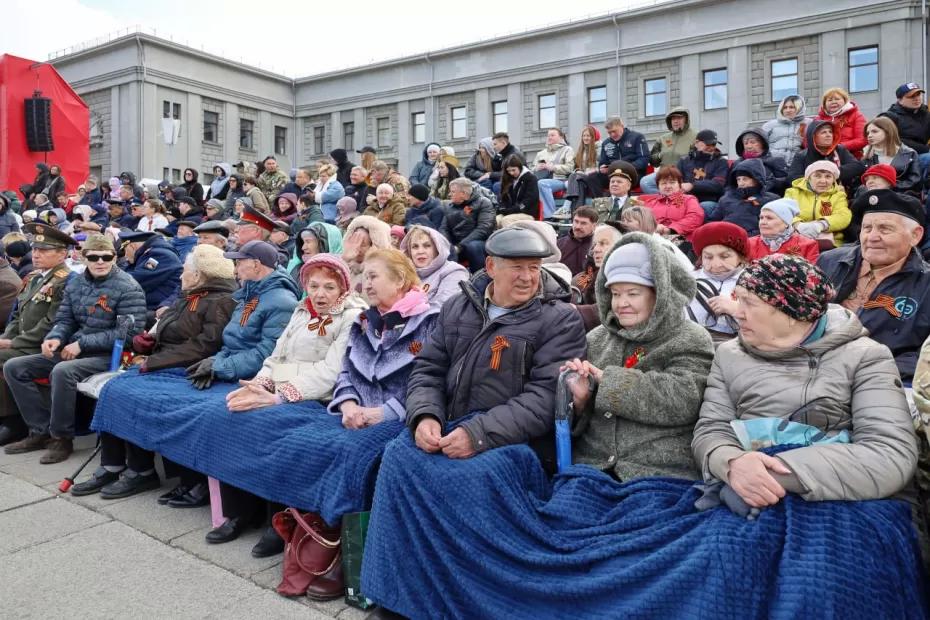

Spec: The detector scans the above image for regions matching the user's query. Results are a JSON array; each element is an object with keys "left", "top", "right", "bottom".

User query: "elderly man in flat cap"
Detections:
[
  {"left": 4, "top": 233, "right": 146, "bottom": 464},
  {"left": 406, "top": 226, "right": 586, "bottom": 472},
  {"left": 818, "top": 189, "right": 930, "bottom": 382},
  {"left": 193, "top": 220, "right": 230, "bottom": 251},
  {"left": 0, "top": 223, "right": 77, "bottom": 446}
]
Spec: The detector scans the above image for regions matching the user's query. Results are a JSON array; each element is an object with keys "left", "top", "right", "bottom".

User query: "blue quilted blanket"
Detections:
[
  {"left": 92, "top": 369, "right": 404, "bottom": 523},
  {"left": 362, "top": 434, "right": 929, "bottom": 620}
]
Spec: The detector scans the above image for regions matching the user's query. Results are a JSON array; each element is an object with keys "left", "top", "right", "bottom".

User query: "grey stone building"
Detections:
[{"left": 50, "top": 0, "right": 926, "bottom": 183}]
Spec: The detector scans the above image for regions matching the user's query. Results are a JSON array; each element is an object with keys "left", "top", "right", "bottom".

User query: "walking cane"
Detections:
[
  {"left": 554, "top": 370, "right": 577, "bottom": 474},
  {"left": 59, "top": 314, "right": 135, "bottom": 493}
]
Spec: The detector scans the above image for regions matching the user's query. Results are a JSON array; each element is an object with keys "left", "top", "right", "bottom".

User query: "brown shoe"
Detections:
[
  {"left": 305, "top": 554, "right": 344, "bottom": 601},
  {"left": 39, "top": 438, "right": 73, "bottom": 464},
  {"left": 4, "top": 433, "right": 50, "bottom": 455}
]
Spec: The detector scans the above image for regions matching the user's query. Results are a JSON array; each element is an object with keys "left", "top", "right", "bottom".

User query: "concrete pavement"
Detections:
[{"left": 0, "top": 435, "right": 371, "bottom": 619}]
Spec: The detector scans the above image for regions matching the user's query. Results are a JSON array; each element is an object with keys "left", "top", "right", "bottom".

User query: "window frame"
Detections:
[
  {"left": 376, "top": 117, "right": 391, "bottom": 148},
  {"left": 492, "top": 100, "right": 508, "bottom": 134},
  {"left": 644, "top": 77, "right": 668, "bottom": 118},
  {"left": 703, "top": 69, "right": 728, "bottom": 110},
  {"left": 770, "top": 57, "right": 799, "bottom": 103},
  {"left": 412, "top": 111, "right": 426, "bottom": 143},
  {"left": 450, "top": 105, "right": 467, "bottom": 140},
  {"left": 274, "top": 125, "right": 287, "bottom": 155},
  {"left": 312, "top": 126, "right": 325, "bottom": 154},
  {"left": 537, "top": 93, "right": 557, "bottom": 130},
  {"left": 239, "top": 118, "right": 255, "bottom": 151},
  {"left": 202, "top": 110, "right": 219, "bottom": 144},
  {"left": 848, "top": 45, "right": 879, "bottom": 94},
  {"left": 343, "top": 121, "right": 355, "bottom": 151},
  {"left": 587, "top": 86, "right": 607, "bottom": 124}
]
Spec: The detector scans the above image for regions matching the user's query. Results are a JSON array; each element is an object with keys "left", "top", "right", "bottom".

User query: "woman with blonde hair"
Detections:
[
  {"left": 313, "top": 163, "right": 346, "bottom": 223},
  {"left": 813, "top": 87, "right": 867, "bottom": 158},
  {"left": 859, "top": 116, "right": 921, "bottom": 194},
  {"left": 563, "top": 124, "right": 602, "bottom": 211}
]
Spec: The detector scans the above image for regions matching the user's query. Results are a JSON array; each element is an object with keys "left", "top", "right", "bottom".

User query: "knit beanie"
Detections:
[
  {"left": 760, "top": 198, "right": 800, "bottom": 228},
  {"left": 803, "top": 160, "right": 840, "bottom": 180},
  {"left": 235, "top": 196, "right": 253, "bottom": 209},
  {"left": 603, "top": 242, "right": 654, "bottom": 288},
  {"left": 206, "top": 198, "right": 225, "bottom": 211},
  {"left": 390, "top": 225, "right": 406, "bottom": 244},
  {"left": 408, "top": 184, "right": 430, "bottom": 202},
  {"left": 737, "top": 254, "right": 834, "bottom": 322},
  {"left": 861, "top": 163, "right": 898, "bottom": 188},
  {"left": 189, "top": 244, "right": 234, "bottom": 281},
  {"left": 300, "top": 253, "right": 351, "bottom": 293}
]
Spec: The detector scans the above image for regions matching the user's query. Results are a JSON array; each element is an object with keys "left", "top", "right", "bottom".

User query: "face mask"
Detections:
[
  {"left": 730, "top": 418, "right": 851, "bottom": 451},
  {"left": 736, "top": 186, "right": 758, "bottom": 198}
]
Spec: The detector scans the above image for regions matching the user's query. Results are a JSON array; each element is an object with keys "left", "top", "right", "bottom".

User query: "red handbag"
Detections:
[{"left": 271, "top": 508, "right": 342, "bottom": 596}]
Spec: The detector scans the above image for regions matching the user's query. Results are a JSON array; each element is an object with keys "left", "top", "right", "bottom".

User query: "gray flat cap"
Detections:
[
  {"left": 193, "top": 220, "right": 230, "bottom": 237},
  {"left": 485, "top": 227, "right": 551, "bottom": 259}
]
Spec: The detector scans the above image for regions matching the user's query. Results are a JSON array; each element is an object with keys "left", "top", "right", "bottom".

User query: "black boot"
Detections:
[{"left": 0, "top": 416, "right": 28, "bottom": 446}]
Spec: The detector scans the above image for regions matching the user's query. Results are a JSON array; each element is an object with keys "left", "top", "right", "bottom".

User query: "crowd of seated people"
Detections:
[{"left": 0, "top": 80, "right": 928, "bottom": 617}]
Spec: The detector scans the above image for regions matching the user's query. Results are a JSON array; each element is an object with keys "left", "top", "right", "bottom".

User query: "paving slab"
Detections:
[
  {"left": 0, "top": 520, "right": 311, "bottom": 618},
  {"left": 171, "top": 526, "right": 282, "bottom": 579},
  {"left": 100, "top": 492, "right": 211, "bottom": 543},
  {"left": 0, "top": 471, "right": 52, "bottom": 512},
  {"left": 0, "top": 496, "right": 109, "bottom": 555},
  {"left": 0, "top": 445, "right": 100, "bottom": 486}
]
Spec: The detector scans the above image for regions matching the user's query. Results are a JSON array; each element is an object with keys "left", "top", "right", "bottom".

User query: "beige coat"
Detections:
[
  {"left": 254, "top": 294, "right": 368, "bottom": 402},
  {"left": 693, "top": 305, "right": 918, "bottom": 502},
  {"left": 531, "top": 143, "right": 576, "bottom": 180}
]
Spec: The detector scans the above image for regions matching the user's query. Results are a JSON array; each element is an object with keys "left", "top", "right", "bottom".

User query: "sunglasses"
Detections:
[{"left": 84, "top": 253, "right": 115, "bottom": 263}]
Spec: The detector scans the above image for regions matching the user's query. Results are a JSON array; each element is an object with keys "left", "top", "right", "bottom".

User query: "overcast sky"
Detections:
[{"left": 8, "top": 0, "right": 649, "bottom": 77}]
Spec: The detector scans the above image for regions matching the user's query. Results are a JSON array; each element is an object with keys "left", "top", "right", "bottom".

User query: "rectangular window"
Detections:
[
  {"left": 203, "top": 110, "right": 219, "bottom": 143},
  {"left": 588, "top": 86, "right": 607, "bottom": 124},
  {"left": 172, "top": 103, "right": 181, "bottom": 120},
  {"left": 771, "top": 58, "right": 798, "bottom": 102},
  {"left": 849, "top": 46, "right": 879, "bottom": 93},
  {"left": 162, "top": 100, "right": 171, "bottom": 119},
  {"left": 492, "top": 101, "right": 508, "bottom": 134},
  {"left": 451, "top": 106, "right": 467, "bottom": 140},
  {"left": 538, "top": 94, "right": 557, "bottom": 129},
  {"left": 412, "top": 112, "right": 426, "bottom": 143},
  {"left": 274, "top": 125, "right": 287, "bottom": 155},
  {"left": 644, "top": 78, "right": 667, "bottom": 117},
  {"left": 172, "top": 168, "right": 182, "bottom": 183},
  {"left": 239, "top": 118, "right": 254, "bottom": 150},
  {"left": 703, "top": 69, "right": 728, "bottom": 110},
  {"left": 377, "top": 117, "right": 390, "bottom": 147},
  {"left": 313, "top": 126, "right": 325, "bottom": 154},
  {"left": 343, "top": 122, "right": 355, "bottom": 151},
  {"left": 162, "top": 167, "right": 169, "bottom": 181}
]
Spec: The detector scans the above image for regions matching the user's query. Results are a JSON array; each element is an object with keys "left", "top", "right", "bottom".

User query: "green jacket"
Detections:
[
  {"left": 2, "top": 263, "right": 73, "bottom": 353},
  {"left": 573, "top": 232, "right": 714, "bottom": 480},
  {"left": 649, "top": 106, "right": 696, "bottom": 168}
]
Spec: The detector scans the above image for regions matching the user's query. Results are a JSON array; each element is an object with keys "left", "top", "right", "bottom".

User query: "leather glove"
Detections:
[
  {"left": 132, "top": 332, "right": 156, "bottom": 355},
  {"left": 185, "top": 357, "right": 215, "bottom": 390},
  {"left": 795, "top": 220, "right": 826, "bottom": 238}
]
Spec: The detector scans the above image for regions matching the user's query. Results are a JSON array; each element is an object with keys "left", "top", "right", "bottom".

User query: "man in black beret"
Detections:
[
  {"left": 405, "top": 226, "right": 586, "bottom": 472},
  {"left": 818, "top": 189, "right": 930, "bottom": 381}
]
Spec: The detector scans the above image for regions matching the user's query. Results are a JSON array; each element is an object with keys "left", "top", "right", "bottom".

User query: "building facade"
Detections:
[{"left": 50, "top": 0, "right": 927, "bottom": 184}]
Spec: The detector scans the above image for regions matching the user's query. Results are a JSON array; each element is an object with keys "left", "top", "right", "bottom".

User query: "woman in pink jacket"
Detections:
[
  {"left": 813, "top": 88, "right": 867, "bottom": 158},
  {"left": 640, "top": 166, "right": 706, "bottom": 241}
]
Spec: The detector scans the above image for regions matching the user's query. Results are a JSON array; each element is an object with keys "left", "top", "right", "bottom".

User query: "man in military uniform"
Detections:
[
  {"left": 0, "top": 223, "right": 76, "bottom": 445},
  {"left": 233, "top": 205, "right": 287, "bottom": 266}
]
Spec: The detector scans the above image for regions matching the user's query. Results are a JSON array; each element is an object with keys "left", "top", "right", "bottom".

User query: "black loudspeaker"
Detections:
[{"left": 25, "top": 97, "right": 54, "bottom": 152}]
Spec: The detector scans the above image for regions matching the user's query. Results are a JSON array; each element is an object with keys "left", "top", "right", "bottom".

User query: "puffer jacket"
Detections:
[
  {"left": 316, "top": 178, "right": 346, "bottom": 223},
  {"left": 405, "top": 267, "right": 586, "bottom": 469},
  {"left": 693, "top": 305, "right": 918, "bottom": 501},
  {"left": 814, "top": 100, "right": 868, "bottom": 159},
  {"left": 709, "top": 159, "right": 780, "bottom": 236},
  {"left": 404, "top": 195, "right": 445, "bottom": 230},
  {"left": 640, "top": 192, "right": 705, "bottom": 241},
  {"left": 328, "top": 290, "right": 440, "bottom": 420},
  {"left": 141, "top": 279, "right": 238, "bottom": 372},
  {"left": 400, "top": 226, "right": 468, "bottom": 308},
  {"left": 733, "top": 128, "right": 789, "bottom": 193},
  {"left": 762, "top": 95, "right": 808, "bottom": 166},
  {"left": 676, "top": 147, "right": 729, "bottom": 203},
  {"left": 649, "top": 107, "right": 696, "bottom": 168},
  {"left": 573, "top": 232, "right": 714, "bottom": 480},
  {"left": 859, "top": 144, "right": 922, "bottom": 195},
  {"left": 784, "top": 176, "right": 852, "bottom": 245},
  {"left": 212, "top": 269, "right": 300, "bottom": 381},
  {"left": 440, "top": 184, "right": 495, "bottom": 245},
  {"left": 409, "top": 144, "right": 440, "bottom": 186},
  {"left": 46, "top": 267, "right": 147, "bottom": 354},
  {"left": 787, "top": 120, "right": 866, "bottom": 187},
  {"left": 532, "top": 141, "right": 576, "bottom": 180},
  {"left": 254, "top": 293, "right": 367, "bottom": 402},
  {"left": 124, "top": 234, "right": 184, "bottom": 310},
  {"left": 881, "top": 102, "right": 930, "bottom": 154}
]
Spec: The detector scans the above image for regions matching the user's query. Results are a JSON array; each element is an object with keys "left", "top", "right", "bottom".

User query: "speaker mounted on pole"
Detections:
[{"left": 25, "top": 92, "right": 54, "bottom": 152}]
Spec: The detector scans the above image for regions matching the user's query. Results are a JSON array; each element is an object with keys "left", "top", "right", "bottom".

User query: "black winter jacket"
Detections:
[
  {"left": 676, "top": 149, "right": 729, "bottom": 202},
  {"left": 440, "top": 186, "right": 496, "bottom": 246},
  {"left": 881, "top": 103, "right": 930, "bottom": 154}
]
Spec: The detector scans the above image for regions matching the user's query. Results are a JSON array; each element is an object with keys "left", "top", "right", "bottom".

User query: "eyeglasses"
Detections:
[{"left": 84, "top": 254, "right": 115, "bottom": 263}]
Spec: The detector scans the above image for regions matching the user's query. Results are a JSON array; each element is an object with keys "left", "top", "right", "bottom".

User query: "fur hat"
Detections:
[{"left": 188, "top": 244, "right": 234, "bottom": 281}]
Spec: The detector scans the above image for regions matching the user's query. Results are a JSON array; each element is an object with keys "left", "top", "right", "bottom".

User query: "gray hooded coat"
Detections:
[
  {"left": 762, "top": 95, "right": 807, "bottom": 167},
  {"left": 573, "top": 232, "right": 715, "bottom": 480}
]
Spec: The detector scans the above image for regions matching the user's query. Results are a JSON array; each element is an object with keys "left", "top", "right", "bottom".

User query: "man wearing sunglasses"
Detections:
[{"left": 4, "top": 233, "right": 146, "bottom": 464}]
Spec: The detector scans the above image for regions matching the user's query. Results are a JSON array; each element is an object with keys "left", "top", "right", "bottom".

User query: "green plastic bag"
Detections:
[{"left": 341, "top": 511, "right": 374, "bottom": 609}]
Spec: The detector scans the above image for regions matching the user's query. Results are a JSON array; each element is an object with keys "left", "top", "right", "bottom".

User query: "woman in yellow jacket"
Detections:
[{"left": 784, "top": 160, "right": 851, "bottom": 245}]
